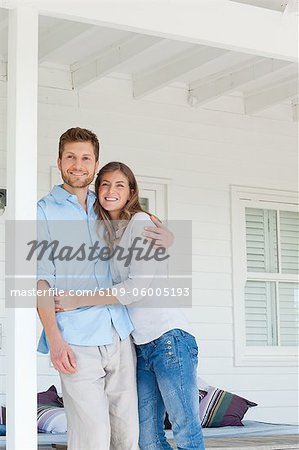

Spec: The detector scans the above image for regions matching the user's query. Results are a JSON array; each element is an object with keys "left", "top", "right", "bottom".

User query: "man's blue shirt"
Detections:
[{"left": 37, "top": 185, "right": 133, "bottom": 352}]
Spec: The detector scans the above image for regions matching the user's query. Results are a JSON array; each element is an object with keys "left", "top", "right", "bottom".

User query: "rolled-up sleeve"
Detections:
[{"left": 37, "top": 204, "right": 56, "bottom": 288}]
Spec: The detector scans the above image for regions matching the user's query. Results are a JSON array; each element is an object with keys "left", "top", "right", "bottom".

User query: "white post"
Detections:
[{"left": 6, "top": 7, "right": 38, "bottom": 450}]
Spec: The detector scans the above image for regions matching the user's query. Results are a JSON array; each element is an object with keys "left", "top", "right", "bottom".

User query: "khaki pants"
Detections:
[{"left": 60, "top": 331, "right": 139, "bottom": 450}]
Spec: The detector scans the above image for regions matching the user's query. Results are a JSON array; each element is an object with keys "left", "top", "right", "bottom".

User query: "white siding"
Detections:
[{"left": 0, "top": 72, "right": 298, "bottom": 423}]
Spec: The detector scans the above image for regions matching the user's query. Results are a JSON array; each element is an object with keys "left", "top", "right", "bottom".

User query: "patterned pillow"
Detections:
[
  {"left": 37, "top": 385, "right": 66, "bottom": 433},
  {"left": 0, "top": 386, "right": 66, "bottom": 434},
  {"left": 199, "top": 387, "right": 257, "bottom": 427},
  {"left": 0, "top": 403, "right": 67, "bottom": 434},
  {"left": 164, "top": 390, "right": 207, "bottom": 430},
  {"left": 37, "top": 404, "right": 67, "bottom": 433}
]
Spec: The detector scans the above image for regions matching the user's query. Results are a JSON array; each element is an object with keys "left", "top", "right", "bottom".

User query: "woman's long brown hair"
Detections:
[{"left": 94, "top": 161, "right": 150, "bottom": 245}]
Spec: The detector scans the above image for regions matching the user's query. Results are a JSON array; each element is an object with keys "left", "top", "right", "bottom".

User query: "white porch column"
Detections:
[{"left": 6, "top": 7, "right": 38, "bottom": 450}]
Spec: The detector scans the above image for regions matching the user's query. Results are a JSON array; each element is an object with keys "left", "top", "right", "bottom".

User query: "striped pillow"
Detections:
[
  {"left": 37, "top": 404, "right": 67, "bottom": 433},
  {"left": 0, "top": 406, "right": 5, "bottom": 426},
  {"left": 199, "top": 387, "right": 257, "bottom": 427},
  {"left": 0, "top": 404, "right": 67, "bottom": 434}
]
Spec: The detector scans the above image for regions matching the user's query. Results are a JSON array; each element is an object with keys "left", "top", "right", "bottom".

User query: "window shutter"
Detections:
[
  {"left": 245, "top": 280, "right": 277, "bottom": 346},
  {"left": 279, "top": 282, "right": 299, "bottom": 346},
  {"left": 280, "top": 211, "right": 299, "bottom": 274},
  {"left": 245, "top": 208, "right": 278, "bottom": 273}
]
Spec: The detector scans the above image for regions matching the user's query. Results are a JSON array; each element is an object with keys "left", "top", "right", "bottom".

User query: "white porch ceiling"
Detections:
[
  {"left": 0, "top": 7, "right": 297, "bottom": 117},
  {"left": 230, "top": 0, "right": 287, "bottom": 12}
]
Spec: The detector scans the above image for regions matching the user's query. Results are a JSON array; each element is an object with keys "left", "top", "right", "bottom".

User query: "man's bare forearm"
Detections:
[{"left": 37, "top": 280, "right": 62, "bottom": 342}]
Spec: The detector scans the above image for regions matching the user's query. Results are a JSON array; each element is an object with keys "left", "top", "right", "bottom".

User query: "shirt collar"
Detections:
[{"left": 50, "top": 185, "right": 96, "bottom": 206}]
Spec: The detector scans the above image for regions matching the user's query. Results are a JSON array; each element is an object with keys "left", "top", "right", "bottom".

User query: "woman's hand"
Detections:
[
  {"left": 54, "top": 289, "right": 118, "bottom": 312},
  {"left": 143, "top": 216, "right": 174, "bottom": 248},
  {"left": 54, "top": 292, "right": 81, "bottom": 312}
]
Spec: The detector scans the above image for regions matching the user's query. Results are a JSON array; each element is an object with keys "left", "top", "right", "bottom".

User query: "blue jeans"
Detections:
[{"left": 136, "top": 329, "right": 205, "bottom": 450}]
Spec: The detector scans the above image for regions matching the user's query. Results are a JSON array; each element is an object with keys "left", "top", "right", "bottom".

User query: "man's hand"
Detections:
[
  {"left": 54, "top": 292, "right": 80, "bottom": 312},
  {"left": 49, "top": 335, "right": 77, "bottom": 374},
  {"left": 143, "top": 215, "right": 174, "bottom": 248}
]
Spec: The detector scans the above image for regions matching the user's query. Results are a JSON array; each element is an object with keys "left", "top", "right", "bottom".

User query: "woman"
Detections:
[{"left": 55, "top": 162, "right": 205, "bottom": 450}]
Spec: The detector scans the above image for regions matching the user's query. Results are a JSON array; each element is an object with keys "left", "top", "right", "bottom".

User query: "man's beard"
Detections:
[{"left": 61, "top": 170, "right": 95, "bottom": 188}]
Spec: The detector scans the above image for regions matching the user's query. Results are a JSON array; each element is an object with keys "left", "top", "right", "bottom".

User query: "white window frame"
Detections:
[
  {"left": 231, "top": 185, "right": 299, "bottom": 367},
  {"left": 136, "top": 175, "right": 169, "bottom": 220}
]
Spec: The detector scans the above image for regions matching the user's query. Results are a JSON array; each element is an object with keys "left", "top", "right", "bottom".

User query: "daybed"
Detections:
[{"left": 0, "top": 421, "right": 298, "bottom": 450}]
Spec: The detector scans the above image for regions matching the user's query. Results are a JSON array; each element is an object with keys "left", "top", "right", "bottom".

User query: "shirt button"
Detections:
[
  {"left": 168, "top": 352, "right": 172, "bottom": 355},
  {"left": 167, "top": 346, "right": 172, "bottom": 349},
  {"left": 167, "top": 340, "right": 171, "bottom": 344}
]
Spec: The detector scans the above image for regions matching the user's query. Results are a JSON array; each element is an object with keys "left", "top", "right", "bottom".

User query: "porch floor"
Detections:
[
  {"left": 201, "top": 434, "right": 299, "bottom": 449},
  {"left": 51, "top": 435, "right": 299, "bottom": 450}
]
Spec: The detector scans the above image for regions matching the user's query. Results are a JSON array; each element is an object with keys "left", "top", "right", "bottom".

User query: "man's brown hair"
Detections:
[{"left": 58, "top": 127, "right": 100, "bottom": 161}]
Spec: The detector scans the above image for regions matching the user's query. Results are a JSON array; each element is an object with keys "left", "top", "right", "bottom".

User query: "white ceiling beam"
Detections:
[
  {"left": 38, "top": 22, "right": 94, "bottom": 62},
  {"left": 231, "top": 0, "right": 287, "bottom": 12},
  {"left": 283, "top": 0, "right": 299, "bottom": 16},
  {"left": 2, "top": 0, "right": 297, "bottom": 62},
  {"left": 133, "top": 47, "right": 228, "bottom": 99},
  {"left": 71, "top": 34, "right": 162, "bottom": 89},
  {"left": 244, "top": 77, "right": 298, "bottom": 114},
  {"left": 188, "top": 58, "right": 292, "bottom": 106},
  {"left": 0, "top": 61, "right": 75, "bottom": 89}
]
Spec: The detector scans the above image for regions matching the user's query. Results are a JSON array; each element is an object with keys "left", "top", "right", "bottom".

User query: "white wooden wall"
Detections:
[{"left": 0, "top": 70, "right": 298, "bottom": 424}]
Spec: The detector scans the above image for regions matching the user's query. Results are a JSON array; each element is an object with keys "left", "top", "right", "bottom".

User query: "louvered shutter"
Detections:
[
  {"left": 245, "top": 208, "right": 298, "bottom": 347},
  {"left": 279, "top": 212, "right": 299, "bottom": 345},
  {"left": 280, "top": 211, "right": 299, "bottom": 274},
  {"left": 245, "top": 208, "right": 278, "bottom": 273},
  {"left": 245, "top": 281, "right": 277, "bottom": 346},
  {"left": 279, "top": 282, "right": 299, "bottom": 346}
]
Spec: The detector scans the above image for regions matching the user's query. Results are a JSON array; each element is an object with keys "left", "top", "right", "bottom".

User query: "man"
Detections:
[{"left": 37, "top": 127, "right": 172, "bottom": 450}]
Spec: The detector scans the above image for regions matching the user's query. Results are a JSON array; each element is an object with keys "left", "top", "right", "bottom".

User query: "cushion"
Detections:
[
  {"left": 0, "top": 407, "right": 5, "bottom": 426},
  {"left": 37, "top": 404, "right": 67, "bottom": 434},
  {"left": 164, "top": 387, "right": 257, "bottom": 429},
  {"left": 164, "top": 390, "right": 207, "bottom": 430},
  {"left": 37, "top": 385, "right": 63, "bottom": 407},
  {"left": 0, "top": 386, "right": 66, "bottom": 434},
  {"left": 0, "top": 403, "right": 67, "bottom": 434},
  {"left": 199, "top": 387, "right": 257, "bottom": 427}
]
